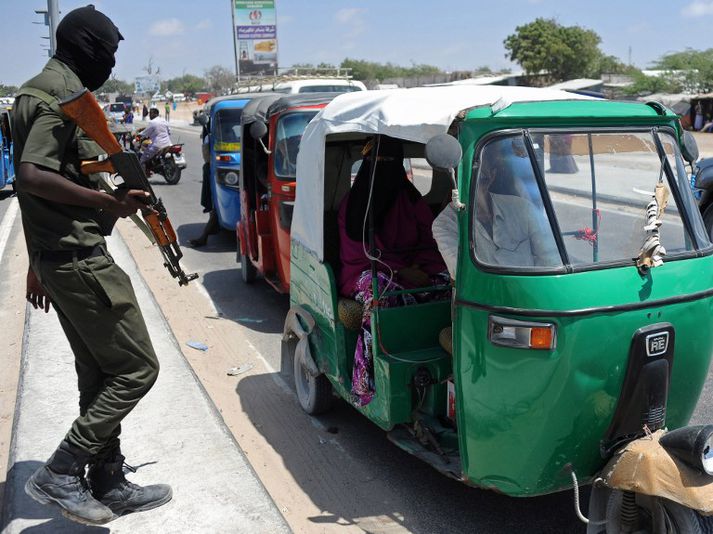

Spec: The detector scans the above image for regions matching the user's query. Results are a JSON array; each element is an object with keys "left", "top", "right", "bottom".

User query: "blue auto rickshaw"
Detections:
[
  {"left": 201, "top": 94, "right": 277, "bottom": 231},
  {"left": 0, "top": 108, "right": 15, "bottom": 190}
]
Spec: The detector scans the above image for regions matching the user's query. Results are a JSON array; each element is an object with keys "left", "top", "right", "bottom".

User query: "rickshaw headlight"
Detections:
[
  {"left": 660, "top": 425, "right": 713, "bottom": 476},
  {"left": 488, "top": 316, "right": 556, "bottom": 350}
]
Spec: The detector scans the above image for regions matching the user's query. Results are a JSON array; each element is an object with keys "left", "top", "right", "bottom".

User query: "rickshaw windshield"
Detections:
[
  {"left": 213, "top": 109, "right": 243, "bottom": 152},
  {"left": 472, "top": 130, "right": 711, "bottom": 272},
  {"left": 274, "top": 111, "right": 318, "bottom": 179}
]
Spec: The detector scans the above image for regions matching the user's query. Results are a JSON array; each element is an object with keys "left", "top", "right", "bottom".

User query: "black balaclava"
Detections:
[
  {"left": 345, "top": 136, "right": 420, "bottom": 242},
  {"left": 54, "top": 5, "right": 123, "bottom": 91}
]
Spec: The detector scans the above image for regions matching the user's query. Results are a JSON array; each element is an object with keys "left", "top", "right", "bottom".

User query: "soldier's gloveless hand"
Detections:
[
  {"left": 26, "top": 267, "right": 51, "bottom": 313},
  {"left": 107, "top": 189, "right": 152, "bottom": 218}
]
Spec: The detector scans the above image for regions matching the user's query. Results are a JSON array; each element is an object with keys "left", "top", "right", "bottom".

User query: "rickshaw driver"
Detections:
[{"left": 434, "top": 136, "right": 559, "bottom": 273}]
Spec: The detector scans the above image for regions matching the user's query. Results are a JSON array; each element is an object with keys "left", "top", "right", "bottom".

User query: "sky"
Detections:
[{"left": 1, "top": 0, "right": 712, "bottom": 87}]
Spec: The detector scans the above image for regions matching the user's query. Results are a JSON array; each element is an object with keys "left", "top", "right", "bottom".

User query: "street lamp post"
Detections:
[
  {"left": 48, "top": 0, "right": 59, "bottom": 56},
  {"left": 34, "top": 0, "right": 59, "bottom": 57}
]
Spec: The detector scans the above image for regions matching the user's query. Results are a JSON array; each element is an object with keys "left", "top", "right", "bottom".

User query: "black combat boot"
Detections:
[
  {"left": 87, "top": 448, "right": 172, "bottom": 517},
  {"left": 24, "top": 441, "right": 114, "bottom": 525}
]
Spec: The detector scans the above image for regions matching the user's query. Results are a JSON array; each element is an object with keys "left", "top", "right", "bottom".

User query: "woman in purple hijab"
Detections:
[{"left": 338, "top": 137, "right": 449, "bottom": 406}]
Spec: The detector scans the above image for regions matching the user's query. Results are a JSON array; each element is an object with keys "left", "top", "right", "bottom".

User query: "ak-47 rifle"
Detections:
[{"left": 59, "top": 88, "right": 198, "bottom": 286}]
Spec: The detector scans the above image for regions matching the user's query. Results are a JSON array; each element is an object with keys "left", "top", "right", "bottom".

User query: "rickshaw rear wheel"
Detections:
[
  {"left": 294, "top": 349, "right": 333, "bottom": 415},
  {"left": 587, "top": 486, "right": 705, "bottom": 534}
]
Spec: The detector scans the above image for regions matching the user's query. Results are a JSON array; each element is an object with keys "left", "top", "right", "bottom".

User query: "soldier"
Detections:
[{"left": 12, "top": 5, "right": 171, "bottom": 525}]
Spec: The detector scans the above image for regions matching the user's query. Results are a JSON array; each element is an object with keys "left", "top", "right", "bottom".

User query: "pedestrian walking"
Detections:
[
  {"left": 695, "top": 102, "right": 704, "bottom": 131},
  {"left": 164, "top": 101, "right": 170, "bottom": 121},
  {"left": 142, "top": 103, "right": 149, "bottom": 121},
  {"left": 11, "top": 5, "right": 171, "bottom": 525}
]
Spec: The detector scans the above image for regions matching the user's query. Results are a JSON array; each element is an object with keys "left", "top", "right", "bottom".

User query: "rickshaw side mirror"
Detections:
[
  {"left": 682, "top": 131, "right": 699, "bottom": 165},
  {"left": 425, "top": 133, "right": 462, "bottom": 171},
  {"left": 426, "top": 133, "right": 464, "bottom": 210},
  {"left": 250, "top": 120, "right": 268, "bottom": 140}
]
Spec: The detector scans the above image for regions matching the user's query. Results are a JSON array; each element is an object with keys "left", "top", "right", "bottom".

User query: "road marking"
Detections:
[{"left": 0, "top": 197, "right": 19, "bottom": 264}]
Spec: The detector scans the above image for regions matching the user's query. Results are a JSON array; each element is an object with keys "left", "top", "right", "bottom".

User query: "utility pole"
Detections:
[
  {"left": 48, "top": 0, "right": 59, "bottom": 56},
  {"left": 230, "top": 0, "right": 240, "bottom": 85},
  {"left": 34, "top": 0, "right": 59, "bottom": 57}
]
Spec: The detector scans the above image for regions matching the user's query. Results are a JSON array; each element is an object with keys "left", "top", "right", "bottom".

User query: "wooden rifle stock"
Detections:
[
  {"left": 81, "top": 159, "right": 116, "bottom": 175},
  {"left": 59, "top": 89, "right": 123, "bottom": 156}
]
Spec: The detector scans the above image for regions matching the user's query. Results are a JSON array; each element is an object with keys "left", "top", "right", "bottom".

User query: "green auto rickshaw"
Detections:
[{"left": 283, "top": 85, "right": 713, "bottom": 532}]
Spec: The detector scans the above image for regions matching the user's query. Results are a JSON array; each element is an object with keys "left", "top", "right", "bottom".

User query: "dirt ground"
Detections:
[
  {"left": 694, "top": 131, "right": 713, "bottom": 158},
  {"left": 115, "top": 220, "right": 402, "bottom": 533},
  {"left": 131, "top": 101, "right": 200, "bottom": 124}
]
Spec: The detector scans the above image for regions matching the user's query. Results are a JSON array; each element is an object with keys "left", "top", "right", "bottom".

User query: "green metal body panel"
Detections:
[{"left": 289, "top": 98, "right": 713, "bottom": 497}]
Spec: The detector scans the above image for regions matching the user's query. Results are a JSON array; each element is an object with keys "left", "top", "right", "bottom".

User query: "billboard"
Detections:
[
  {"left": 135, "top": 75, "right": 160, "bottom": 94},
  {"left": 235, "top": 0, "right": 277, "bottom": 75}
]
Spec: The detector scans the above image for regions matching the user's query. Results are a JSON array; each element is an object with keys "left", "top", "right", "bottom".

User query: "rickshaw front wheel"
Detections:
[
  {"left": 294, "top": 349, "right": 332, "bottom": 415},
  {"left": 240, "top": 249, "right": 257, "bottom": 283},
  {"left": 587, "top": 486, "right": 707, "bottom": 534}
]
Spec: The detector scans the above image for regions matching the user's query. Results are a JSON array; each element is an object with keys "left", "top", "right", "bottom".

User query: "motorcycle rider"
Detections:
[{"left": 138, "top": 107, "right": 172, "bottom": 173}]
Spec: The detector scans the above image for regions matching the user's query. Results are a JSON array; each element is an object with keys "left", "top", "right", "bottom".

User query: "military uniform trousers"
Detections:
[{"left": 31, "top": 247, "right": 159, "bottom": 457}]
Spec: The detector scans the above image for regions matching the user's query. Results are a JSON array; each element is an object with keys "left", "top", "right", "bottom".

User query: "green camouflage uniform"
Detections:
[{"left": 12, "top": 58, "right": 159, "bottom": 457}]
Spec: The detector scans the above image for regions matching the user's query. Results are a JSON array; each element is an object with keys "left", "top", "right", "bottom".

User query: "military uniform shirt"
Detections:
[{"left": 12, "top": 58, "right": 106, "bottom": 252}]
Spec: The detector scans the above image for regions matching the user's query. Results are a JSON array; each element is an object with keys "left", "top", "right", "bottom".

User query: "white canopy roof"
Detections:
[{"left": 292, "top": 85, "right": 590, "bottom": 260}]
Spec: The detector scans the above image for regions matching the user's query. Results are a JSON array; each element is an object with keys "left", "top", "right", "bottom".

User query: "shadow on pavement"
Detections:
[
  {"left": 1, "top": 461, "right": 109, "bottom": 533},
  {"left": 200, "top": 268, "right": 288, "bottom": 335},
  {"left": 236, "top": 373, "right": 588, "bottom": 534},
  {"left": 176, "top": 224, "right": 237, "bottom": 254}
]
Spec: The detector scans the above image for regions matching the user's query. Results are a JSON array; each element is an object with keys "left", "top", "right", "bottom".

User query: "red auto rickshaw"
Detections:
[{"left": 237, "top": 93, "right": 341, "bottom": 292}]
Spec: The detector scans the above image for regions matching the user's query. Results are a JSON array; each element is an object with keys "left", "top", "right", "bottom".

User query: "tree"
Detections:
[
  {"left": 504, "top": 18, "right": 603, "bottom": 82},
  {"left": 339, "top": 58, "right": 441, "bottom": 82},
  {"left": 596, "top": 55, "right": 637, "bottom": 76},
  {"left": 652, "top": 48, "right": 713, "bottom": 92},
  {"left": 0, "top": 84, "right": 18, "bottom": 97},
  {"left": 165, "top": 74, "right": 206, "bottom": 95},
  {"left": 96, "top": 75, "right": 133, "bottom": 95},
  {"left": 204, "top": 65, "right": 234, "bottom": 94},
  {"left": 623, "top": 72, "right": 683, "bottom": 96}
]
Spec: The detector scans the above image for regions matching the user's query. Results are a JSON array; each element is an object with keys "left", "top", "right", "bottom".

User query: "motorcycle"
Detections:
[{"left": 130, "top": 134, "right": 186, "bottom": 185}]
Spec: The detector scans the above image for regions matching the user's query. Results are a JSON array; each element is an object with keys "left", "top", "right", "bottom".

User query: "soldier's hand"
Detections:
[
  {"left": 26, "top": 267, "right": 51, "bottom": 313},
  {"left": 107, "top": 189, "right": 152, "bottom": 218}
]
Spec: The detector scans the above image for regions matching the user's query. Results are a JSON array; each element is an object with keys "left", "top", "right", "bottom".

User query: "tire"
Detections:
[
  {"left": 240, "top": 248, "right": 257, "bottom": 284},
  {"left": 703, "top": 203, "right": 713, "bottom": 241},
  {"left": 587, "top": 486, "right": 703, "bottom": 534},
  {"left": 293, "top": 343, "right": 332, "bottom": 415},
  {"left": 162, "top": 158, "right": 181, "bottom": 185}
]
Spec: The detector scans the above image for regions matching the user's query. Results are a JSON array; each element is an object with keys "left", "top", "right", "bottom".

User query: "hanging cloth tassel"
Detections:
[{"left": 637, "top": 183, "right": 669, "bottom": 272}]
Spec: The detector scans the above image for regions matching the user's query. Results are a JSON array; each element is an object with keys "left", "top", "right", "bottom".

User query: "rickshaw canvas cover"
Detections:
[{"left": 292, "top": 85, "right": 590, "bottom": 260}]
